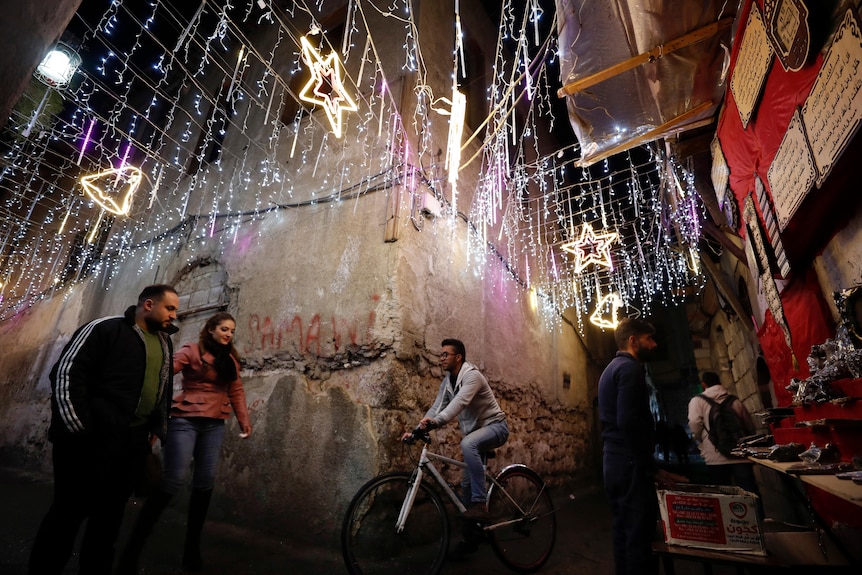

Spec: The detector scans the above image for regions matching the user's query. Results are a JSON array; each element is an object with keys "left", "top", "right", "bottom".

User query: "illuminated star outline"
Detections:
[
  {"left": 298, "top": 36, "right": 357, "bottom": 138},
  {"left": 561, "top": 222, "right": 619, "bottom": 273},
  {"left": 80, "top": 166, "right": 142, "bottom": 216}
]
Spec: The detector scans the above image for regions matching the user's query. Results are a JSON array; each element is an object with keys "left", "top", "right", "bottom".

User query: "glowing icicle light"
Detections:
[
  {"left": 357, "top": 35, "right": 370, "bottom": 87},
  {"left": 298, "top": 36, "right": 357, "bottom": 138},
  {"left": 561, "top": 222, "right": 619, "bottom": 273},
  {"left": 77, "top": 118, "right": 97, "bottom": 166},
  {"left": 147, "top": 164, "right": 164, "bottom": 209},
  {"left": 80, "top": 166, "right": 143, "bottom": 216},
  {"left": 289, "top": 118, "right": 299, "bottom": 158},
  {"left": 445, "top": 90, "right": 466, "bottom": 217},
  {"left": 226, "top": 45, "right": 246, "bottom": 103},
  {"left": 590, "top": 292, "right": 622, "bottom": 329},
  {"left": 87, "top": 211, "right": 105, "bottom": 244},
  {"left": 689, "top": 247, "right": 700, "bottom": 275},
  {"left": 378, "top": 81, "right": 386, "bottom": 137},
  {"left": 264, "top": 83, "right": 276, "bottom": 125},
  {"left": 58, "top": 207, "right": 71, "bottom": 234},
  {"left": 117, "top": 142, "right": 132, "bottom": 171}
]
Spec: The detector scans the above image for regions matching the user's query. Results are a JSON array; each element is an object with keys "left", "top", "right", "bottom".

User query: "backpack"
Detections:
[{"left": 698, "top": 394, "right": 746, "bottom": 457}]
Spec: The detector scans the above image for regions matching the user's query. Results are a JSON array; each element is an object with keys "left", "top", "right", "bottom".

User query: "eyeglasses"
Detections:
[{"left": 440, "top": 352, "right": 460, "bottom": 359}]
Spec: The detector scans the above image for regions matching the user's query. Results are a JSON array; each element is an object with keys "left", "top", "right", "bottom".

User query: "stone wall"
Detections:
[{"left": 814, "top": 207, "right": 862, "bottom": 319}]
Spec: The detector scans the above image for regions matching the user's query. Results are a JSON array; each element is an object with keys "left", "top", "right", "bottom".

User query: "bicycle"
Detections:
[{"left": 341, "top": 425, "right": 557, "bottom": 575}]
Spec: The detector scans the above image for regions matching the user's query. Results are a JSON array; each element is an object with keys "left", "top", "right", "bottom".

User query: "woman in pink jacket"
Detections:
[{"left": 118, "top": 312, "right": 252, "bottom": 573}]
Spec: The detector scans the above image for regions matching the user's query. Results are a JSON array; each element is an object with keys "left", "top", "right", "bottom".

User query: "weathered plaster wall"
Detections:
[{"left": 814, "top": 207, "right": 862, "bottom": 319}]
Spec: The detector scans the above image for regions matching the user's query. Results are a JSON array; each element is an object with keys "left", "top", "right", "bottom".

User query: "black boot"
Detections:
[
  {"left": 182, "top": 489, "right": 212, "bottom": 572},
  {"left": 116, "top": 490, "right": 173, "bottom": 575}
]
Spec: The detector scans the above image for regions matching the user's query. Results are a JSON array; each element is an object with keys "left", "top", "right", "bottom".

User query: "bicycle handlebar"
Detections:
[{"left": 403, "top": 422, "right": 436, "bottom": 445}]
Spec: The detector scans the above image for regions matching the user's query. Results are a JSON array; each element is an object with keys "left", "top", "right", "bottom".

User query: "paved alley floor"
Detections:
[{"left": 0, "top": 466, "right": 839, "bottom": 575}]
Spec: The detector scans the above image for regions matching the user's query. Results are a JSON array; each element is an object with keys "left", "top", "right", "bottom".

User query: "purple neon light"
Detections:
[{"left": 76, "top": 118, "right": 97, "bottom": 165}]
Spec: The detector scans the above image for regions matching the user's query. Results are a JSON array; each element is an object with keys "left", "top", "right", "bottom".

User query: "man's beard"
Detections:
[
  {"left": 144, "top": 316, "right": 169, "bottom": 333},
  {"left": 635, "top": 345, "right": 656, "bottom": 363}
]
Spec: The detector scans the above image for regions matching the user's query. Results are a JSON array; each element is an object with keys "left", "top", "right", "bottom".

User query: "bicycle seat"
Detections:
[{"left": 481, "top": 451, "right": 496, "bottom": 464}]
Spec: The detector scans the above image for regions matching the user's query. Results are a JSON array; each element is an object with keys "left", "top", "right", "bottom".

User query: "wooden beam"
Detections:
[
  {"left": 557, "top": 17, "right": 734, "bottom": 97},
  {"left": 702, "top": 217, "right": 747, "bottom": 265},
  {"left": 574, "top": 100, "right": 714, "bottom": 167},
  {"left": 701, "top": 256, "right": 754, "bottom": 332}
]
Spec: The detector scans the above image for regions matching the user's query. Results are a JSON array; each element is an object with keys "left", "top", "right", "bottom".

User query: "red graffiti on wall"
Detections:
[{"left": 243, "top": 295, "right": 379, "bottom": 356}]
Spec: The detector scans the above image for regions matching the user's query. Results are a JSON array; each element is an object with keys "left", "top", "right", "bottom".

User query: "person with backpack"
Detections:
[{"left": 687, "top": 371, "right": 758, "bottom": 493}]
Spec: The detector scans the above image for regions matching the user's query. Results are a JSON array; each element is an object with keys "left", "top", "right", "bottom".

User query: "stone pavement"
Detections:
[{"left": 0, "top": 466, "right": 765, "bottom": 575}]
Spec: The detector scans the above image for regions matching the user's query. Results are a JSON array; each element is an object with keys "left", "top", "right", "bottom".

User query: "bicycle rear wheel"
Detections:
[
  {"left": 341, "top": 471, "right": 449, "bottom": 575},
  {"left": 486, "top": 465, "right": 556, "bottom": 573}
]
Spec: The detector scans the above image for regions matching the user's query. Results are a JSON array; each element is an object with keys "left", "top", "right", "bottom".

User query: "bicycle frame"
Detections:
[
  {"left": 342, "top": 435, "right": 557, "bottom": 575},
  {"left": 395, "top": 442, "right": 540, "bottom": 534}
]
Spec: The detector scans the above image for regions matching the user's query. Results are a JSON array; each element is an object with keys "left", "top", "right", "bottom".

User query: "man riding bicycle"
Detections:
[{"left": 404, "top": 338, "right": 509, "bottom": 529}]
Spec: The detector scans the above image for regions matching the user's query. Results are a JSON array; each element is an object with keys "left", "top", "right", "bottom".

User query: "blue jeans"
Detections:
[
  {"left": 461, "top": 420, "right": 509, "bottom": 504},
  {"left": 161, "top": 417, "right": 226, "bottom": 494}
]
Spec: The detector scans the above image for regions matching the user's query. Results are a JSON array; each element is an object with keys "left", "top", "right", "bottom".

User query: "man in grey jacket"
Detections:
[{"left": 407, "top": 338, "right": 508, "bottom": 522}]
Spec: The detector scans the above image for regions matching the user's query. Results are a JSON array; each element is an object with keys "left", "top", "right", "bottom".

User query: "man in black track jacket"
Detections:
[{"left": 29, "top": 284, "right": 180, "bottom": 575}]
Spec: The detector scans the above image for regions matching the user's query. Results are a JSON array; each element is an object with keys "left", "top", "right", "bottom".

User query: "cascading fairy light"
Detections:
[{"left": 1, "top": 0, "right": 700, "bottom": 325}]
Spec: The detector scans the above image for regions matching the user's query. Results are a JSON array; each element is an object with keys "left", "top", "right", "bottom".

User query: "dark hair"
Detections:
[
  {"left": 701, "top": 371, "right": 721, "bottom": 387},
  {"left": 441, "top": 338, "right": 466, "bottom": 360},
  {"left": 614, "top": 318, "right": 656, "bottom": 350},
  {"left": 137, "top": 284, "right": 177, "bottom": 306},
  {"left": 200, "top": 312, "right": 240, "bottom": 361},
  {"left": 199, "top": 312, "right": 240, "bottom": 382}
]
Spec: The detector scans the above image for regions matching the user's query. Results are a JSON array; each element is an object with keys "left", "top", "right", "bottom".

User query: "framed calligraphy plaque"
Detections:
[
  {"left": 801, "top": 9, "right": 862, "bottom": 186},
  {"left": 767, "top": 108, "right": 816, "bottom": 231},
  {"left": 710, "top": 137, "right": 730, "bottom": 207},
  {"left": 730, "top": 4, "right": 774, "bottom": 129},
  {"left": 764, "top": 0, "right": 811, "bottom": 71}
]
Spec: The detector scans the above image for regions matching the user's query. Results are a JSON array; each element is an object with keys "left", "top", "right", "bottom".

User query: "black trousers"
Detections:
[
  {"left": 604, "top": 452, "right": 660, "bottom": 575},
  {"left": 28, "top": 427, "right": 149, "bottom": 575}
]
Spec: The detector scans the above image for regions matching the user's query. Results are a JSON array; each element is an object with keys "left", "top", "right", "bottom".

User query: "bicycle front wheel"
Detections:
[
  {"left": 487, "top": 465, "right": 556, "bottom": 573},
  {"left": 341, "top": 471, "right": 449, "bottom": 575}
]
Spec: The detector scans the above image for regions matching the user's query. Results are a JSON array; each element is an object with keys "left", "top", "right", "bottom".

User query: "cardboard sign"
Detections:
[{"left": 657, "top": 485, "right": 766, "bottom": 555}]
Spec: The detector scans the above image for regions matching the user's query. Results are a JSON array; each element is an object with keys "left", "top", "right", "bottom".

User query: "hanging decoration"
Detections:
[
  {"left": 298, "top": 35, "right": 358, "bottom": 138},
  {"left": 561, "top": 222, "right": 619, "bottom": 273},
  {"left": 34, "top": 42, "right": 81, "bottom": 89},
  {"left": 590, "top": 292, "right": 622, "bottom": 329},
  {"left": 0, "top": 0, "right": 702, "bottom": 330},
  {"left": 743, "top": 194, "right": 798, "bottom": 370},
  {"left": 444, "top": 90, "right": 467, "bottom": 215},
  {"left": 80, "top": 166, "right": 143, "bottom": 216}
]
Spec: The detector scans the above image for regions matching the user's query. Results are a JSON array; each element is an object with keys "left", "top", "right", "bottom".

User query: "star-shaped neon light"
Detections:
[
  {"left": 298, "top": 36, "right": 357, "bottom": 138},
  {"left": 590, "top": 292, "right": 622, "bottom": 329},
  {"left": 80, "top": 166, "right": 142, "bottom": 216},
  {"left": 561, "top": 223, "right": 619, "bottom": 273}
]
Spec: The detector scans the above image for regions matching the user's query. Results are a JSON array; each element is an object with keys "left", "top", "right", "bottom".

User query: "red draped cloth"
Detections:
[{"left": 757, "top": 269, "right": 834, "bottom": 406}]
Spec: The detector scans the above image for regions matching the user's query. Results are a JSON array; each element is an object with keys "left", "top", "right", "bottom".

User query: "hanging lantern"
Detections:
[{"left": 35, "top": 43, "right": 81, "bottom": 89}]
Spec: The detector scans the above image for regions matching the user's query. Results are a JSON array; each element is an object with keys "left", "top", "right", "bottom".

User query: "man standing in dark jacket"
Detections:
[
  {"left": 29, "top": 284, "right": 180, "bottom": 575},
  {"left": 598, "top": 318, "right": 687, "bottom": 575}
]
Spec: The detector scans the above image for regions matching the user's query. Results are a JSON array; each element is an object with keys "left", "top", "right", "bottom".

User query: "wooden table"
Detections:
[
  {"left": 748, "top": 458, "right": 862, "bottom": 507},
  {"left": 654, "top": 530, "right": 853, "bottom": 574},
  {"left": 748, "top": 457, "right": 860, "bottom": 567},
  {"left": 652, "top": 541, "right": 782, "bottom": 575},
  {"left": 653, "top": 460, "right": 860, "bottom": 572}
]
